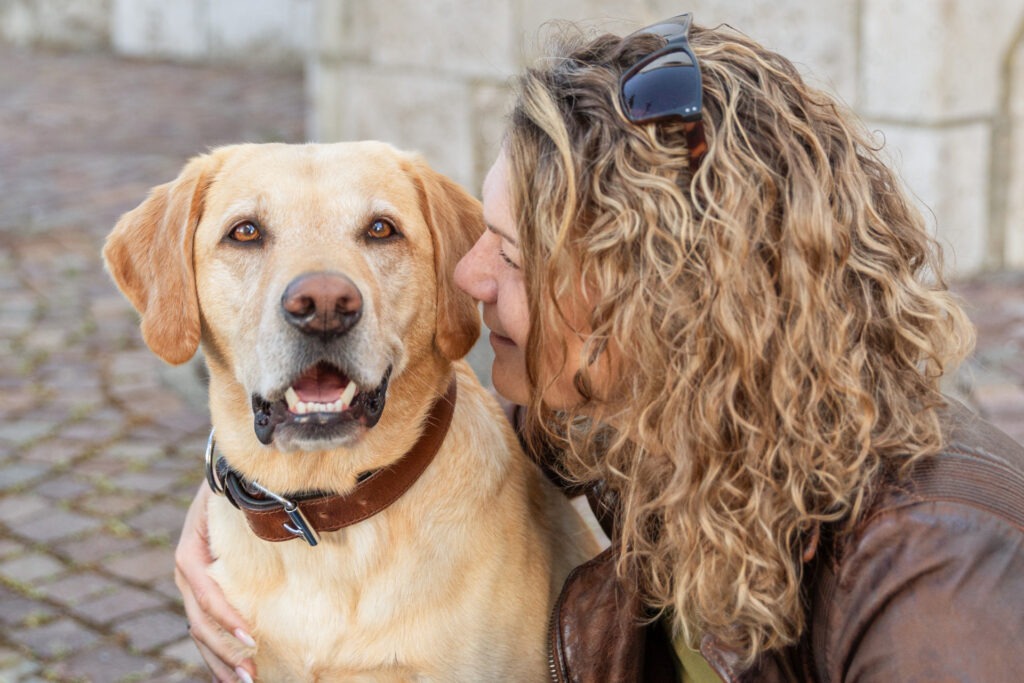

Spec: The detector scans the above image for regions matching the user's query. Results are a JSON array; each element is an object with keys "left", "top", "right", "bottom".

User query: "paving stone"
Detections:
[
  {"left": 50, "top": 644, "right": 163, "bottom": 683},
  {"left": 120, "top": 422, "right": 181, "bottom": 444},
  {"left": 34, "top": 474, "right": 94, "bottom": 500},
  {"left": 71, "top": 584, "right": 166, "bottom": 625},
  {"left": 0, "top": 295, "right": 37, "bottom": 316},
  {"left": 34, "top": 392, "right": 105, "bottom": 425},
  {"left": 77, "top": 455, "right": 133, "bottom": 478},
  {"left": 0, "top": 538, "right": 26, "bottom": 559},
  {"left": 150, "top": 408, "right": 210, "bottom": 434},
  {"left": 110, "top": 377, "right": 166, "bottom": 404},
  {"left": 0, "top": 589, "right": 58, "bottom": 627},
  {"left": 23, "top": 325, "right": 73, "bottom": 354},
  {"left": 153, "top": 576, "right": 183, "bottom": 603},
  {"left": 0, "top": 420, "right": 54, "bottom": 446},
  {"left": 0, "top": 461, "right": 50, "bottom": 491},
  {"left": 150, "top": 452, "right": 204, "bottom": 476},
  {"left": 162, "top": 636, "right": 207, "bottom": 669},
  {"left": 90, "top": 294, "right": 135, "bottom": 320},
  {"left": 165, "top": 478, "right": 206, "bottom": 501},
  {"left": 107, "top": 470, "right": 179, "bottom": 495},
  {"left": 54, "top": 531, "right": 145, "bottom": 565},
  {"left": 0, "top": 494, "right": 51, "bottom": 525},
  {"left": 19, "top": 438, "right": 88, "bottom": 465},
  {"left": 0, "top": 645, "right": 42, "bottom": 680},
  {"left": 78, "top": 490, "right": 149, "bottom": 518},
  {"left": 124, "top": 501, "right": 187, "bottom": 542},
  {"left": 57, "top": 418, "right": 124, "bottom": 444},
  {"left": 116, "top": 609, "right": 190, "bottom": 652},
  {"left": 128, "top": 397, "right": 201, "bottom": 430},
  {"left": 7, "top": 616, "right": 102, "bottom": 658},
  {"left": 14, "top": 508, "right": 104, "bottom": 543},
  {"left": 147, "top": 669, "right": 210, "bottom": 683},
  {"left": 106, "top": 441, "right": 168, "bottom": 464},
  {"left": 104, "top": 546, "right": 176, "bottom": 585},
  {"left": 35, "top": 570, "right": 111, "bottom": 603},
  {"left": 0, "top": 391, "right": 39, "bottom": 417},
  {"left": 0, "top": 551, "right": 66, "bottom": 584}
]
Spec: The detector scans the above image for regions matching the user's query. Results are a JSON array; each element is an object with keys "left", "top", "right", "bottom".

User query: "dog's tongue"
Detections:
[{"left": 292, "top": 362, "right": 348, "bottom": 403}]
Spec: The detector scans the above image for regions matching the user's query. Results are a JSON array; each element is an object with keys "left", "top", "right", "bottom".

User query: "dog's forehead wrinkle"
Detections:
[
  {"left": 367, "top": 197, "right": 401, "bottom": 220},
  {"left": 212, "top": 195, "right": 264, "bottom": 230}
]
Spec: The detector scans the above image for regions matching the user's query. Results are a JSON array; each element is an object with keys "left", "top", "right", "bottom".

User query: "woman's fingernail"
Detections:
[
  {"left": 235, "top": 666, "right": 254, "bottom": 683},
  {"left": 234, "top": 628, "right": 256, "bottom": 648}
]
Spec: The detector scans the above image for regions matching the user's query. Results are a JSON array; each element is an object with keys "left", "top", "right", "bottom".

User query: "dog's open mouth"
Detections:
[
  {"left": 285, "top": 362, "right": 360, "bottom": 415},
  {"left": 251, "top": 362, "right": 391, "bottom": 446}
]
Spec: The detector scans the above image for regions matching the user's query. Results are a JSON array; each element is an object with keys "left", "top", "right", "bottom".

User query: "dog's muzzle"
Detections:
[{"left": 249, "top": 271, "right": 391, "bottom": 448}]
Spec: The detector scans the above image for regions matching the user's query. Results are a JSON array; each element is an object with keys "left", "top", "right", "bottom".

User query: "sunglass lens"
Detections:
[
  {"left": 641, "top": 21, "right": 689, "bottom": 39},
  {"left": 622, "top": 53, "right": 701, "bottom": 122}
]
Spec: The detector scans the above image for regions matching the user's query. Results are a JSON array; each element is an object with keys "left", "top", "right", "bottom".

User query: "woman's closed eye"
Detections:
[{"left": 499, "top": 248, "right": 520, "bottom": 269}]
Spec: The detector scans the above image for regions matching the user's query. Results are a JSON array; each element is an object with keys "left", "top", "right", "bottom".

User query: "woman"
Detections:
[{"left": 178, "top": 14, "right": 1024, "bottom": 682}]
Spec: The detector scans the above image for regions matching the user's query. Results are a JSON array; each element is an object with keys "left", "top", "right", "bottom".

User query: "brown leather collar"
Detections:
[{"left": 210, "top": 376, "right": 457, "bottom": 546}]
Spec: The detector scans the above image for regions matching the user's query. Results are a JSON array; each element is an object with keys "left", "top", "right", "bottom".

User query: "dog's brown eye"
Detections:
[
  {"left": 229, "top": 221, "right": 262, "bottom": 243},
  {"left": 367, "top": 219, "right": 396, "bottom": 240}
]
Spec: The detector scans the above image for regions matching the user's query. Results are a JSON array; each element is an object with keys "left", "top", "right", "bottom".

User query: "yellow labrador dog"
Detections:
[{"left": 104, "top": 142, "right": 597, "bottom": 681}]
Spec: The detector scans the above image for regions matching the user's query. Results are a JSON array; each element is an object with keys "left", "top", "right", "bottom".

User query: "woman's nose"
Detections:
[{"left": 454, "top": 235, "right": 497, "bottom": 303}]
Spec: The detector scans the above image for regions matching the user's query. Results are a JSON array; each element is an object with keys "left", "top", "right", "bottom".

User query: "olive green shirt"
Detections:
[{"left": 670, "top": 627, "right": 720, "bottom": 683}]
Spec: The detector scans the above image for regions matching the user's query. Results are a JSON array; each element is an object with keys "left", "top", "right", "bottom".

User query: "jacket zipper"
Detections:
[
  {"left": 547, "top": 597, "right": 562, "bottom": 682},
  {"left": 547, "top": 567, "right": 574, "bottom": 683}
]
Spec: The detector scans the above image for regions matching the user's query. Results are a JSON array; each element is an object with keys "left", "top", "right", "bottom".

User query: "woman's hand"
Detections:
[{"left": 174, "top": 483, "right": 257, "bottom": 683}]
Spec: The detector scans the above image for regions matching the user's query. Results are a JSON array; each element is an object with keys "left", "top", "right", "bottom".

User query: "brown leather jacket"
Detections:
[{"left": 548, "top": 401, "right": 1024, "bottom": 682}]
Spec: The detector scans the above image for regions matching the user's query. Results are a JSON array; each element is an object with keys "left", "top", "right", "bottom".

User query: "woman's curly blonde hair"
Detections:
[{"left": 507, "top": 21, "right": 975, "bottom": 664}]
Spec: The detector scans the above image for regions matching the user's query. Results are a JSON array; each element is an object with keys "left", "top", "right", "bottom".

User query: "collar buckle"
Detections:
[
  {"left": 248, "top": 480, "right": 320, "bottom": 547},
  {"left": 204, "top": 427, "right": 320, "bottom": 546}
]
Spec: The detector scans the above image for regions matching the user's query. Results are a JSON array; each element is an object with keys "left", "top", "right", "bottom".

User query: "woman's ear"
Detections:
[
  {"left": 408, "top": 157, "right": 485, "bottom": 361},
  {"left": 103, "top": 152, "right": 220, "bottom": 365}
]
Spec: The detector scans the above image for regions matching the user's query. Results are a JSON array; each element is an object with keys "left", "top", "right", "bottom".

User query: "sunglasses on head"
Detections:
[{"left": 619, "top": 13, "right": 708, "bottom": 171}]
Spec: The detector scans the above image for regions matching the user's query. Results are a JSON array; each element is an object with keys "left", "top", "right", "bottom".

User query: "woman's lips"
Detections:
[{"left": 489, "top": 330, "right": 516, "bottom": 347}]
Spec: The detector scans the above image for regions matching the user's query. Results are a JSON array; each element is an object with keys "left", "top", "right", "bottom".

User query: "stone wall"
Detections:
[
  {"left": 309, "top": 0, "right": 1024, "bottom": 276},
  {"left": 111, "top": 0, "right": 313, "bottom": 65},
  {"left": 0, "top": 0, "right": 313, "bottom": 64},
  {"left": 0, "top": 0, "right": 111, "bottom": 50}
]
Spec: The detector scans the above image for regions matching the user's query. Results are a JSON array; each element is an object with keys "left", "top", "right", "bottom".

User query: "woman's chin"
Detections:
[{"left": 491, "top": 366, "right": 531, "bottom": 407}]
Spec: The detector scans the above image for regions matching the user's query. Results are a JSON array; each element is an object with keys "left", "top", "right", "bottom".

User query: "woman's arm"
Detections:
[{"left": 174, "top": 483, "right": 257, "bottom": 683}]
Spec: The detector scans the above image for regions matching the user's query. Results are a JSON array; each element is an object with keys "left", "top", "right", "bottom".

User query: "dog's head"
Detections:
[{"left": 104, "top": 142, "right": 482, "bottom": 452}]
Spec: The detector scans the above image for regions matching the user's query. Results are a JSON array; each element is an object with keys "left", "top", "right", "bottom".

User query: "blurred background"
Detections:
[{"left": 0, "top": 1, "right": 1021, "bottom": 681}]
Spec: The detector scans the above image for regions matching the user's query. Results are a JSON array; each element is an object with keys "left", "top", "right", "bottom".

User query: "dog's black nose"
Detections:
[{"left": 281, "top": 272, "right": 362, "bottom": 338}]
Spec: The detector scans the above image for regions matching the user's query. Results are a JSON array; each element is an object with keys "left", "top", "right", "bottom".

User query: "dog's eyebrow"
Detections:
[
  {"left": 218, "top": 198, "right": 263, "bottom": 225},
  {"left": 486, "top": 222, "right": 518, "bottom": 246}
]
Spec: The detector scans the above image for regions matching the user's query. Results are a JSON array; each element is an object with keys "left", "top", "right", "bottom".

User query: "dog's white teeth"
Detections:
[
  {"left": 340, "top": 381, "right": 358, "bottom": 409},
  {"left": 287, "top": 394, "right": 354, "bottom": 415},
  {"left": 284, "top": 382, "right": 358, "bottom": 415}
]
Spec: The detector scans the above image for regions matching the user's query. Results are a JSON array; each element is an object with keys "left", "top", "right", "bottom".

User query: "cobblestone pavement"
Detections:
[{"left": 0, "top": 45, "right": 1022, "bottom": 683}]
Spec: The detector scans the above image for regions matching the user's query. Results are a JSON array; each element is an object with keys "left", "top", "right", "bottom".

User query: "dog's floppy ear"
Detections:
[
  {"left": 103, "top": 152, "right": 219, "bottom": 365},
  {"left": 409, "top": 158, "right": 484, "bottom": 361}
]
